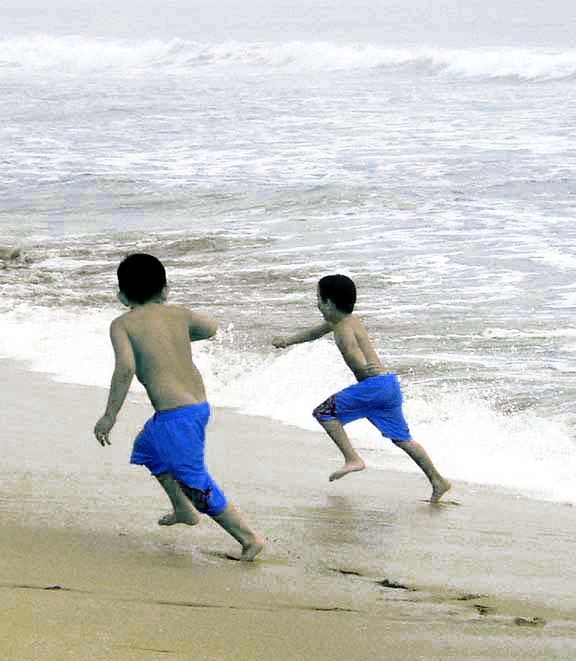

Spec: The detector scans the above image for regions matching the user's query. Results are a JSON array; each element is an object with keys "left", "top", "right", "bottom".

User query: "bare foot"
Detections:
[
  {"left": 329, "top": 459, "right": 366, "bottom": 482},
  {"left": 158, "top": 509, "right": 200, "bottom": 526},
  {"left": 240, "top": 536, "right": 265, "bottom": 562},
  {"left": 430, "top": 478, "right": 452, "bottom": 504}
]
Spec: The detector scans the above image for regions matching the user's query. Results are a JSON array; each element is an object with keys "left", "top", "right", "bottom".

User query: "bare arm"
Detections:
[
  {"left": 94, "top": 319, "right": 136, "bottom": 446},
  {"left": 187, "top": 311, "right": 218, "bottom": 341},
  {"left": 272, "top": 322, "right": 332, "bottom": 348}
]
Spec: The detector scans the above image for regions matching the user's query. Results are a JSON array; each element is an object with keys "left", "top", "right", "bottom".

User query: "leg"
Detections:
[
  {"left": 392, "top": 440, "right": 451, "bottom": 503},
  {"left": 179, "top": 483, "right": 264, "bottom": 562},
  {"left": 212, "top": 503, "right": 265, "bottom": 562},
  {"left": 317, "top": 418, "right": 366, "bottom": 482},
  {"left": 155, "top": 472, "right": 200, "bottom": 526}
]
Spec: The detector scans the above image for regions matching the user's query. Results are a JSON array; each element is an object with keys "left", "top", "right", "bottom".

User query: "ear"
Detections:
[{"left": 160, "top": 284, "right": 170, "bottom": 301}]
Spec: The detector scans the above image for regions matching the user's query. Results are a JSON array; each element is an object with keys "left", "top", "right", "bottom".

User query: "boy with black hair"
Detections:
[
  {"left": 94, "top": 253, "right": 264, "bottom": 560},
  {"left": 273, "top": 274, "right": 450, "bottom": 503}
]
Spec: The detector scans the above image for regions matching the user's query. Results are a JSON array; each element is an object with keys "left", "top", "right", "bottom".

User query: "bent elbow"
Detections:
[
  {"left": 199, "top": 319, "right": 218, "bottom": 339},
  {"left": 205, "top": 321, "right": 218, "bottom": 339},
  {"left": 189, "top": 317, "right": 219, "bottom": 341}
]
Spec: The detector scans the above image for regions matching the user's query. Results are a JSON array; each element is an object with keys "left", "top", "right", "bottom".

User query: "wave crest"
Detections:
[{"left": 1, "top": 35, "right": 576, "bottom": 81}]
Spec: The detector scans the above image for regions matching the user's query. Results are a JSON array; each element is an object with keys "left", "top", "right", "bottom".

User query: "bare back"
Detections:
[
  {"left": 332, "top": 315, "right": 383, "bottom": 381},
  {"left": 118, "top": 304, "right": 216, "bottom": 411}
]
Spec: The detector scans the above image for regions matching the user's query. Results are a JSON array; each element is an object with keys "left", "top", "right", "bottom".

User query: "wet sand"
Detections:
[{"left": 1, "top": 361, "right": 576, "bottom": 660}]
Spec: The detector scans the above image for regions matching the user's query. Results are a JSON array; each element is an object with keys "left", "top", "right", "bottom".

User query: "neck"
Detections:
[
  {"left": 326, "top": 310, "right": 349, "bottom": 324},
  {"left": 127, "top": 298, "right": 165, "bottom": 309}
]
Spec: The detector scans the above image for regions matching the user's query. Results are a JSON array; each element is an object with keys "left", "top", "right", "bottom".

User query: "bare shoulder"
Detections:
[
  {"left": 108, "top": 314, "right": 136, "bottom": 364},
  {"left": 110, "top": 312, "right": 130, "bottom": 332},
  {"left": 169, "top": 305, "right": 218, "bottom": 340},
  {"left": 338, "top": 314, "right": 365, "bottom": 335},
  {"left": 338, "top": 315, "right": 373, "bottom": 346},
  {"left": 350, "top": 314, "right": 369, "bottom": 335},
  {"left": 332, "top": 315, "right": 358, "bottom": 347},
  {"left": 163, "top": 304, "right": 195, "bottom": 320},
  {"left": 168, "top": 304, "right": 215, "bottom": 323}
]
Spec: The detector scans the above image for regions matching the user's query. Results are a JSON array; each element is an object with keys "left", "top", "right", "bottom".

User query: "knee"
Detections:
[
  {"left": 391, "top": 438, "right": 412, "bottom": 449},
  {"left": 179, "top": 482, "right": 210, "bottom": 512},
  {"left": 313, "top": 394, "right": 337, "bottom": 420},
  {"left": 180, "top": 482, "right": 227, "bottom": 517},
  {"left": 186, "top": 488, "right": 209, "bottom": 512}
]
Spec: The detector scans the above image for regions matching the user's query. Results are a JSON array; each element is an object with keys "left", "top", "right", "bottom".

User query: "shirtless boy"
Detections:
[
  {"left": 273, "top": 274, "right": 450, "bottom": 503},
  {"left": 94, "top": 253, "right": 264, "bottom": 560}
]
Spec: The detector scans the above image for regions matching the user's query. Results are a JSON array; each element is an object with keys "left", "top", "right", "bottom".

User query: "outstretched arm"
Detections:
[
  {"left": 94, "top": 319, "right": 136, "bottom": 446},
  {"left": 272, "top": 321, "right": 332, "bottom": 348}
]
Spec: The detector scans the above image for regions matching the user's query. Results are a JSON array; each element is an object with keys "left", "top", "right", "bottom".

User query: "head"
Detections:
[
  {"left": 317, "top": 274, "right": 356, "bottom": 318},
  {"left": 117, "top": 253, "right": 167, "bottom": 306}
]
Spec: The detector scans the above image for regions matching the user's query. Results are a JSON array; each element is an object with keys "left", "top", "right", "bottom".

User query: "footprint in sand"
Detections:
[
  {"left": 456, "top": 593, "right": 486, "bottom": 601},
  {"left": 329, "top": 568, "right": 364, "bottom": 577},
  {"left": 376, "top": 579, "right": 416, "bottom": 591},
  {"left": 514, "top": 616, "right": 546, "bottom": 627},
  {"left": 474, "top": 604, "right": 495, "bottom": 616},
  {"left": 419, "top": 499, "right": 462, "bottom": 506}
]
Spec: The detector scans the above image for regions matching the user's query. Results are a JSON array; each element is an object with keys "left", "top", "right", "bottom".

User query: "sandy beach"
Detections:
[
  {"left": 3, "top": 0, "right": 576, "bottom": 658},
  {"left": 1, "top": 360, "right": 576, "bottom": 660}
]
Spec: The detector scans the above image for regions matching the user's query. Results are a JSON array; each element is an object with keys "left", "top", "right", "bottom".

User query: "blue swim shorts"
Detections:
[
  {"left": 312, "top": 373, "right": 412, "bottom": 441},
  {"left": 130, "top": 402, "right": 227, "bottom": 516}
]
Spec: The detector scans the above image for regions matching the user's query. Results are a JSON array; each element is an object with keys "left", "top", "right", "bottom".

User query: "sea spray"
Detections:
[{"left": 2, "top": 304, "right": 574, "bottom": 504}]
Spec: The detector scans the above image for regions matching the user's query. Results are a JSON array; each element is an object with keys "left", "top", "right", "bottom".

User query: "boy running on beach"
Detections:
[
  {"left": 94, "top": 253, "right": 264, "bottom": 561},
  {"left": 273, "top": 274, "right": 451, "bottom": 503}
]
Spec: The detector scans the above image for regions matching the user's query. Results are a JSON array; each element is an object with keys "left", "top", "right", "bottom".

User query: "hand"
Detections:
[
  {"left": 94, "top": 414, "right": 115, "bottom": 446},
  {"left": 272, "top": 337, "right": 288, "bottom": 349}
]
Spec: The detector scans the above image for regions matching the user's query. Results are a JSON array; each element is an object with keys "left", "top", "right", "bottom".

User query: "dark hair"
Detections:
[
  {"left": 117, "top": 253, "right": 167, "bottom": 304},
  {"left": 318, "top": 274, "right": 356, "bottom": 314}
]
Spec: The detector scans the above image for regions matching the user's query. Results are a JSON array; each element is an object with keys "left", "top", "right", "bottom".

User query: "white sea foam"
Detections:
[
  {"left": 2, "top": 35, "right": 576, "bottom": 81},
  {"left": 402, "top": 392, "right": 576, "bottom": 504},
  {"left": 0, "top": 306, "right": 120, "bottom": 389},
  {"left": 2, "top": 305, "right": 575, "bottom": 505},
  {"left": 482, "top": 327, "right": 576, "bottom": 340}
]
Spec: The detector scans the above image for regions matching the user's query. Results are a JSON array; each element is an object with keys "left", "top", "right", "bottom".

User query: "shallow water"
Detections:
[{"left": 1, "top": 0, "right": 576, "bottom": 503}]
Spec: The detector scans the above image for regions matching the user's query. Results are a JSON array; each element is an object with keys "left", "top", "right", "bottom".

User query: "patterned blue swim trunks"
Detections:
[
  {"left": 313, "top": 373, "right": 412, "bottom": 441},
  {"left": 130, "top": 402, "right": 227, "bottom": 516}
]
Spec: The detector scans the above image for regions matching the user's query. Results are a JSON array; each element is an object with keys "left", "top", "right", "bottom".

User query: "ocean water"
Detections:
[{"left": 1, "top": 0, "right": 576, "bottom": 505}]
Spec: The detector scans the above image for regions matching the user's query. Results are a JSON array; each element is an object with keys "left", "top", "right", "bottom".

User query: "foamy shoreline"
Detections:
[
  {"left": 2, "top": 358, "right": 576, "bottom": 658},
  {"left": 2, "top": 319, "right": 574, "bottom": 509}
]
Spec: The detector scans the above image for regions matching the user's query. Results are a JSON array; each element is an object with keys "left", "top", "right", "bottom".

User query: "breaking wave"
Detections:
[{"left": 2, "top": 35, "right": 576, "bottom": 81}]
